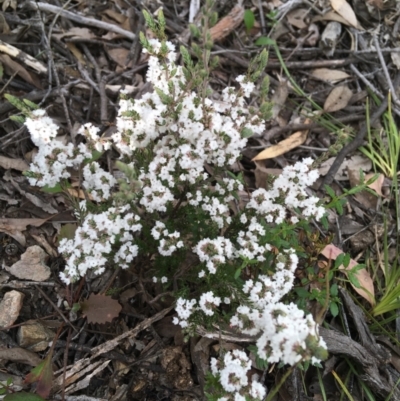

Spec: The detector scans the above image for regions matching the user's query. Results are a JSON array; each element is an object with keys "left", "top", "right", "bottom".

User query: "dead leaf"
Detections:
[
  {"left": 0, "top": 155, "right": 29, "bottom": 171},
  {"left": 66, "top": 42, "right": 87, "bottom": 66},
  {"left": 252, "top": 127, "right": 309, "bottom": 161},
  {"left": 25, "top": 351, "right": 53, "bottom": 399},
  {"left": 391, "top": 52, "right": 400, "bottom": 70},
  {"left": 102, "top": 9, "right": 126, "bottom": 24},
  {"left": 324, "top": 85, "right": 353, "bottom": 112},
  {"left": 321, "top": 244, "right": 375, "bottom": 306},
  {"left": 286, "top": 8, "right": 309, "bottom": 29},
  {"left": 0, "top": 218, "right": 50, "bottom": 246},
  {"left": 348, "top": 170, "right": 384, "bottom": 209},
  {"left": 254, "top": 161, "right": 282, "bottom": 189},
  {"left": 106, "top": 47, "right": 133, "bottom": 68},
  {"left": 311, "top": 68, "right": 350, "bottom": 83},
  {"left": 330, "top": 0, "right": 359, "bottom": 28},
  {"left": 271, "top": 77, "right": 289, "bottom": 120},
  {"left": 313, "top": 10, "right": 356, "bottom": 28},
  {"left": 319, "top": 155, "right": 372, "bottom": 180},
  {"left": 67, "top": 27, "right": 96, "bottom": 40},
  {"left": 0, "top": 54, "right": 41, "bottom": 88},
  {"left": 81, "top": 293, "right": 122, "bottom": 324}
]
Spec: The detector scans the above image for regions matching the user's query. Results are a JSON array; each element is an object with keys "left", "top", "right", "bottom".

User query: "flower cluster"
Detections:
[
  {"left": 23, "top": 30, "right": 328, "bottom": 400},
  {"left": 210, "top": 350, "right": 266, "bottom": 401},
  {"left": 25, "top": 116, "right": 114, "bottom": 202},
  {"left": 58, "top": 204, "right": 141, "bottom": 284}
]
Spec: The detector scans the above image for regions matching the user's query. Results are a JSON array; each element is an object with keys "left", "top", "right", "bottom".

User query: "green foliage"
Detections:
[
  {"left": 244, "top": 9, "right": 255, "bottom": 32},
  {"left": 360, "top": 94, "right": 400, "bottom": 178}
]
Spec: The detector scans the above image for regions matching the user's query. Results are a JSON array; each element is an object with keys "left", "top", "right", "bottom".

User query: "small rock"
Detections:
[
  {"left": 6, "top": 245, "right": 51, "bottom": 281},
  {"left": 17, "top": 321, "right": 55, "bottom": 352},
  {"left": 0, "top": 290, "right": 24, "bottom": 328}
]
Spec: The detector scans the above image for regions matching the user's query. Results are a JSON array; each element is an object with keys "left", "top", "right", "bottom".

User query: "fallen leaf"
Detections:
[
  {"left": 348, "top": 170, "right": 384, "bottom": 209},
  {"left": 81, "top": 293, "right": 122, "bottom": 324},
  {"left": 0, "top": 155, "right": 29, "bottom": 171},
  {"left": 324, "top": 85, "right": 353, "bottom": 112},
  {"left": 0, "top": 218, "right": 50, "bottom": 246},
  {"left": 0, "top": 54, "right": 41, "bottom": 88},
  {"left": 271, "top": 77, "right": 289, "bottom": 120},
  {"left": 330, "top": 0, "right": 358, "bottom": 28},
  {"left": 254, "top": 160, "right": 281, "bottom": 189},
  {"left": 25, "top": 351, "right": 53, "bottom": 399},
  {"left": 106, "top": 47, "right": 132, "bottom": 68},
  {"left": 313, "top": 10, "right": 358, "bottom": 28},
  {"left": 252, "top": 128, "right": 309, "bottom": 161},
  {"left": 319, "top": 155, "right": 372, "bottom": 180},
  {"left": 286, "top": 8, "right": 309, "bottom": 29},
  {"left": 311, "top": 68, "right": 350, "bottom": 83},
  {"left": 321, "top": 244, "right": 375, "bottom": 306}
]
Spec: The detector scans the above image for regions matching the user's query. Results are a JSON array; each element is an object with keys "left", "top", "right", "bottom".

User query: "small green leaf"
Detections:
[
  {"left": 244, "top": 9, "right": 255, "bottom": 31},
  {"left": 330, "top": 283, "right": 338, "bottom": 297},
  {"left": 334, "top": 253, "right": 345, "bottom": 269},
  {"left": 325, "top": 185, "right": 336, "bottom": 199},
  {"left": 330, "top": 301, "right": 339, "bottom": 317},
  {"left": 343, "top": 253, "right": 351, "bottom": 268},
  {"left": 84, "top": 150, "right": 103, "bottom": 164},
  {"left": 335, "top": 201, "right": 343, "bottom": 215},
  {"left": 41, "top": 181, "right": 70, "bottom": 193},
  {"left": 255, "top": 36, "right": 275, "bottom": 46},
  {"left": 348, "top": 273, "right": 361, "bottom": 288},
  {"left": 234, "top": 268, "right": 242, "bottom": 280},
  {"left": 241, "top": 127, "right": 253, "bottom": 138}
]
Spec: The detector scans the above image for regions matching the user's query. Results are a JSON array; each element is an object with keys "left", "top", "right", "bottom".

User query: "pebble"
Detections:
[
  {"left": 6, "top": 245, "right": 51, "bottom": 281},
  {"left": 0, "top": 290, "right": 24, "bottom": 328}
]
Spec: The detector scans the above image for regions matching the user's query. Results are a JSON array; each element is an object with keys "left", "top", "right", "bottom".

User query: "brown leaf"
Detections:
[
  {"left": 311, "top": 68, "right": 350, "bottom": 83},
  {"left": 320, "top": 244, "right": 375, "bottom": 306},
  {"left": 25, "top": 351, "right": 53, "bottom": 399},
  {"left": 0, "top": 54, "right": 41, "bottom": 88},
  {"left": 0, "top": 155, "right": 29, "bottom": 171},
  {"left": 254, "top": 161, "right": 281, "bottom": 189},
  {"left": 330, "top": 0, "right": 358, "bottom": 28},
  {"left": 0, "top": 218, "right": 50, "bottom": 246},
  {"left": 106, "top": 47, "right": 133, "bottom": 68},
  {"left": 324, "top": 85, "right": 353, "bottom": 112},
  {"left": 286, "top": 8, "right": 309, "bottom": 29},
  {"left": 81, "top": 293, "right": 122, "bottom": 324},
  {"left": 348, "top": 170, "right": 384, "bottom": 209},
  {"left": 252, "top": 128, "right": 309, "bottom": 161}
]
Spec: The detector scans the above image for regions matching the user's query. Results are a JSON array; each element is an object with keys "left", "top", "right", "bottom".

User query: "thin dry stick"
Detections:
[
  {"left": 34, "top": 285, "right": 78, "bottom": 332},
  {"left": 27, "top": 1, "right": 135, "bottom": 41},
  {"left": 373, "top": 34, "right": 400, "bottom": 105},
  {"left": 350, "top": 64, "right": 384, "bottom": 100}
]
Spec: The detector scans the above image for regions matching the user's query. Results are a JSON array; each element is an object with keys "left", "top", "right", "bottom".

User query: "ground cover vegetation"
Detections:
[{"left": 0, "top": 0, "right": 400, "bottom": 400}]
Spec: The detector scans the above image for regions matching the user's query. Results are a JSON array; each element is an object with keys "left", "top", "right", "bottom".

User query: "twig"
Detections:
[
  {"left": 319, "top": 98, "right": 389, "bottom": 189},
  {"left": 350, "top": 64, "right": 384, "bottom": 100},
  {"left": 263, "top": 114, "right": 364, "bottom": 141},
  {"left": 0, "top": 40, "right": 47, "bottom": 73},
  {"left": 34, "top": 285, "right": 77, "bottom": 332},
  {"left": 26, "top": 1, "right": 136, "bottom": 41},
  {"left": 81, "top": 45, "right": 109, "bottom": 124},
  {"left": 373, "top": 34, "right": 400, "bottom": 105}
]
